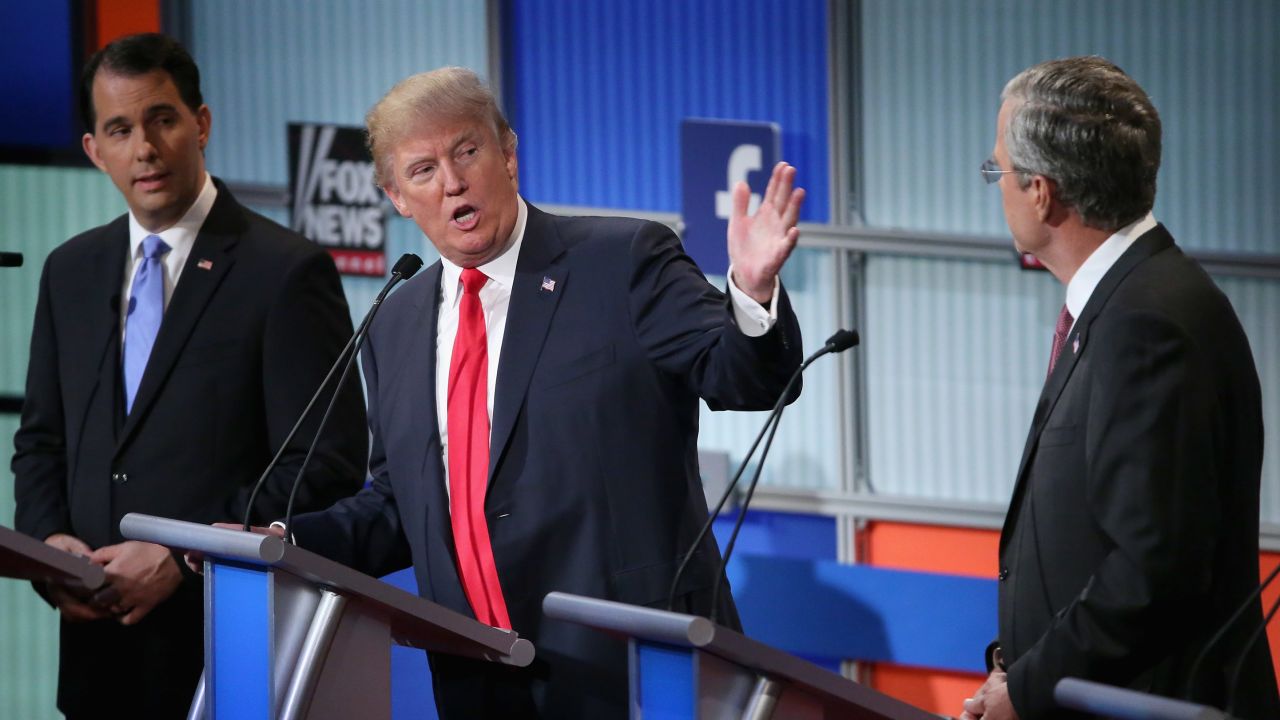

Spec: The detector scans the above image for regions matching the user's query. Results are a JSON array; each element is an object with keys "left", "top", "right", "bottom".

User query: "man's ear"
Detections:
[
  {"left": 82, "top": 133, "right": 107, "bottom": 174},
  {"left": 1029, "top": 174, "right": 1056, "bottom": 223},
  {"left": 383, "top": 183, "right": 410, "bottom": 218},
  {"left": 196, "top": 104, "right": 212, "bottom": 152}
]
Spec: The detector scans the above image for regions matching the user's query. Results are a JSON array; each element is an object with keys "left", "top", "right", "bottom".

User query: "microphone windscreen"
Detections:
[
  {"left": 824, "top": 329, "right": 860, "bottom": 354},
  {"left": 391, "top": 253, "right": 424, "bottom": 279},
  {"left": 0, "top": 252, "right": 23, "bottom": 267}
]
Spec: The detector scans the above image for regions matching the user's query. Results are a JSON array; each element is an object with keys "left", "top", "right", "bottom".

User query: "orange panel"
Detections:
[
  {"left": 94, "top": 0, "right": 161, "bottom": 49},
  {"left": 860, "top": 521, "right": 1000, "bottom": 579},
  {"left": 1261, "top": 553, "right": 1280, "bottom": 691},
  {"left": 868, "top": 663, "right": 987, "bottom": 717},
  {"left": 860, "top": 523, "right": 1280, "bottom": 705}
]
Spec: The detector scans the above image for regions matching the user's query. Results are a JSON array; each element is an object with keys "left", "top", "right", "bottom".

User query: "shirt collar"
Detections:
[
  {"left": 127, "top": 173, "right": 217, "bottom": 260},
  {"left": 440, "top": 196, "right": 528, "bottom": 307},
  {"left": 1065, "top": 211, "right": 1158, "bottom": 322}
]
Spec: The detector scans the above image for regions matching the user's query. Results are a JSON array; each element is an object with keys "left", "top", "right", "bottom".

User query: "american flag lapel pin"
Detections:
[
  {"left": 197, "top": 258, "right": 214, "bottom": 271},
  {"left": 540, "top": 276, "right": 556, "bottom": 292},
  {"left": 1072, "top": 335, "right": 1080, "bottom": 354}
]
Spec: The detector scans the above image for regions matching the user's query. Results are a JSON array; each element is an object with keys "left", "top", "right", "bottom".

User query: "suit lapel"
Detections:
[
  {"left": 76, "top": 218, "right": 130, "bottom": 441},
  {"left": 488, "top": 205, "right": 568, "bottom": 482},
  {"left": 1001, "top": 226, "right": 1175, "bottom": 548},
  {"left": 403, "top": 262, "right": 450, "bottom": 513},
  {"left": 116, "top": 186, "right": 244, "bottom": 451}
]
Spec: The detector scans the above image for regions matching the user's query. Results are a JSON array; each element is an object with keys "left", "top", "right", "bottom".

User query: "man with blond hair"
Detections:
[{"left": 283, "top": 66, "right": 807, "bottom": 716}]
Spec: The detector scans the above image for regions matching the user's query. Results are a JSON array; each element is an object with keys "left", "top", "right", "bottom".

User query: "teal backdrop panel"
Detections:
[{"left": 0, "top": 164, "right": 124, "bottom": 720}]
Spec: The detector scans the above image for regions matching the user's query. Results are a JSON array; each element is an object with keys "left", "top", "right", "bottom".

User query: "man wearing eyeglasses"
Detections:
[{"left": 962, "top": 56, "right": 1278, "bottom": 720}]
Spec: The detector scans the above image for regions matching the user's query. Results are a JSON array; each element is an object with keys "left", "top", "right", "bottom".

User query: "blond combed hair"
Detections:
[{"left": 365, "top": 66, "right": 516, "bottom": 188}]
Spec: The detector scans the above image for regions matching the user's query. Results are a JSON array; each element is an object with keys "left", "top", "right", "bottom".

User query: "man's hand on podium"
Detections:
[
  {"left": 88, "top": 540, "right": 182, "bottom": 625},
  {"left": 42, "top": 533, "right": 113, "bottom": 622},
  {"left": 960, "top": 669, "right": 1017, "bottom": 720},
  {"left": 183, "top": 523, "right": 284, "bottom": 575}
]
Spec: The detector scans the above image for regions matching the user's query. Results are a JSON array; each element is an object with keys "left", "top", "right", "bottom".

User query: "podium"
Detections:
[
  {"left": 1055, "top": 678, "right": 1230, "bottom": 720},
  {"left": 0, "top": 523, "right": 105, "bottom": 589},
  {"left": 121, "top": 513, "right": 534, "bottom": 720},
  {"left": 543, "top": 592, "right": 936, "bottom": 720}
]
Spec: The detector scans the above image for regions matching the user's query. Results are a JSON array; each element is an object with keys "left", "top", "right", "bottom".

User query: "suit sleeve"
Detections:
[
  {"left": 626, "top": 221, "right": 803, "bottom": 410},
  {"left": 288, "top": 331, "right": 412, "bottom": 577},
  {"left": 12, "top": 256, "right": 73, "bottom": 542},
  {"left": 1007, "top": 309, "right": 1220, "bottom": 718},
  {"left": 223, "top": 248, "right": 368, "bottom": 524}
]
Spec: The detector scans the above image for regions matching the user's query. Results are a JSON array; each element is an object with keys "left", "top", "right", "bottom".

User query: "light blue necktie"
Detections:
[{"left": 124, "top": 234, "right": 170, "bottom": 414}]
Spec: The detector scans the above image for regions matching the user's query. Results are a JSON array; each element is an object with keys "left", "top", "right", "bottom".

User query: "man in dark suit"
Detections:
[
  {"left": 11, "top": 34, "right": 367, "bottom": 718},
  {"left": 278, "top": 67, "right": 805, "bottom": 717},
  {"left": 961, "top": 56, "right": 1279, "bottom": 720}
]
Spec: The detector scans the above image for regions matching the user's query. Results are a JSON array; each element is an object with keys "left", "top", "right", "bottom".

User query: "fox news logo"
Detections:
[{"left": 289, "top": 123, "right": 387, "bottom": 276}]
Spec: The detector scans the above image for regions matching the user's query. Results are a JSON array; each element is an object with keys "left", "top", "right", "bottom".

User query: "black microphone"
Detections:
[
  {"left": 1185, "top": 561, "right": 1280, "bottom": 705},
  {"left": 0, "top": 251, "right": 23, "bottom": 267},
  {"left": 241, "top": 253, "right": 424, "bottom": 531},
  {"left": 666, "top": 328, "right": 860, "bottom": 617}
]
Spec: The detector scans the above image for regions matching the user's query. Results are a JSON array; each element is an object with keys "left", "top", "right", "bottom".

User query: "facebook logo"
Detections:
[{"left": 681, "top": 119, "right": 780, "bottom": 277}]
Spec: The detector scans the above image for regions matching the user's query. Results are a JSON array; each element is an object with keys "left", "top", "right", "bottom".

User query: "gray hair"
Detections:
[
  {"left": 1001, "top": 56, "right": 1161, "bottom": 231},
  {"left": 366, "top": 67, "right": 517, "bottom": 188}
]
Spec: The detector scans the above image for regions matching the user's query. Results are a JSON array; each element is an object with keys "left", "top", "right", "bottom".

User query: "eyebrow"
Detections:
[
  {"left": 399, "top": 130, "right": 482, "bottom": 174},
  {"left": 99, "top": 103, "right": 181, "bottom": 131}
]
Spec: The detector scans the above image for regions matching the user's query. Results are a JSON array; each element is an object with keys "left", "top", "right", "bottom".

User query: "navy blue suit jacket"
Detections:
[
  {"left": 12, "top": 181, "right": 367, "bottom": 717},
  {"left": 292, "top": 204, "right": 803, "bottom": 716},
  {"left": 998, "top": 225, "right": 1279, "bottom": 719}
]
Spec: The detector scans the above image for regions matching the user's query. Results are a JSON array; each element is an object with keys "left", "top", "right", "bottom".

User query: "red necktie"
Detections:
[
  {"left": 447, "top": 268, "right": 511, "bottom": 629},
  {"left": 1047, "top": 304, "right": 1074, "bottom": 378}
]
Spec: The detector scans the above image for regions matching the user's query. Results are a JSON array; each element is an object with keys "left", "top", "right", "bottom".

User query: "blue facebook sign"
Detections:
[{"left": 681, "top": 119, "right": 781, "bottom": 277}]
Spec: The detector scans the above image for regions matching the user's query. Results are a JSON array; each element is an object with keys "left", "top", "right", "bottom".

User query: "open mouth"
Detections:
[{"left": 452, "top": 205, "right": 478, "bottom": 230}]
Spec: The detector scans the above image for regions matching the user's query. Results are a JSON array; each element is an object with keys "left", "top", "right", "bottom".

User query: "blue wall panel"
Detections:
[{"left": 503, "top": 0, "right": 830, "bottom": 222}]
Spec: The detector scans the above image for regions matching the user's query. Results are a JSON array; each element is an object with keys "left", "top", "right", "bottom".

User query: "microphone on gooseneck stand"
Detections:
[
  {"left": 666, "top": 328, "right": 861, "bottom": 619},
  {"left": 241, "top": 253, "right": 424, "bottom": 532},
  {"left": 0, "top": 252, "right": 23, "bottom": 267},
  {"left": 1185, "top": 561, "right": 1280, "bottom": 708}
]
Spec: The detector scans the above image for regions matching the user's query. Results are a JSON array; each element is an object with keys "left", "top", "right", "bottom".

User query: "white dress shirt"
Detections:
[
  {"left": 120, "top": 173, "right": 217, "bottom": 338},
  {"left": 1064, "top": 211, "right": 1158, "bottom": 332},
  {"left": 433, "top": 196, "right": 780, "bottom": 494}
]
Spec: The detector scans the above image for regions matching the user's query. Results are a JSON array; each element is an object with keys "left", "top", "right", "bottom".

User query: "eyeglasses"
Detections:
[{"left": 980, "top": 157, "right": 1020, "bottom": 184}]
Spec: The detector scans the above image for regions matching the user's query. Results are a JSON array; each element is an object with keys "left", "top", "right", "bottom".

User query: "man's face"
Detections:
[
  {"left": 994, "top": 100, "right": 1048, "bottom": 255},
  {"left": 383, "top": 117, "right": 519, "bottom": 268},
  {"left": 82, "top": 69, "right": 211, "bottom": 232}
]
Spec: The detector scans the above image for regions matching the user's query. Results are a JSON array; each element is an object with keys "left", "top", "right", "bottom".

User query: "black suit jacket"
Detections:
[
  {"left": 292, "top": 205, "right": 803, "bottom": 717},
  {"left": 12, "top": 180, "right": 368, "bottom": 718},
  {"left": 998, "top": 225, "right": 1280, "bottom": 719}
]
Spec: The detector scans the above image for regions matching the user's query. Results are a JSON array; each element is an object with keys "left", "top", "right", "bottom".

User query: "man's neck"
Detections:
[{"left": 1041, "top": 222, "right": 1113, "bottom": 287}]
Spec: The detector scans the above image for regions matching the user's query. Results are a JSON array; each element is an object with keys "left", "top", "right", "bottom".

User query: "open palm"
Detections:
[{"left": 726, "top": 161, "right": 806, "bottom": 303}]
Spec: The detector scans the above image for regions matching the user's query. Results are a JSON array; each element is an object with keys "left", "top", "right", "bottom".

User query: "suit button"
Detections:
[
  {"left": 111, "top": 472, "right": 129, "bottom": 484},
  {"left": 998, "top": 567, "right": 1009, "bottom": 581}
]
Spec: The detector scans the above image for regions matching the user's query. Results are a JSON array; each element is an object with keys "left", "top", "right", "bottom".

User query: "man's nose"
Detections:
[
  {"left": 133, "top": 129, "right": 160, "bottom": 162},
  {"left": 441, "top": 164, "right": 468, "bottom": 195}
]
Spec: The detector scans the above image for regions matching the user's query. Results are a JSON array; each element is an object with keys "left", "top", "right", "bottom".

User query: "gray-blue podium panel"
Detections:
[
  {"left": 544, "top": 591, "right": 937, "bottom": 719},
  {"left": 121, "top": 513, "right": 533, "bottom": 720},
  {"left": 1055, "top": 678, "right": 1231, "bottom": 720}
]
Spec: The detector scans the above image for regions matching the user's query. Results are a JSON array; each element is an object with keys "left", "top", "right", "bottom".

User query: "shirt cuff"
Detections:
[
  {"left": 726, "top": 265, "right": 778, "bottom": 338},
  {"left": 269, "top": 520, "right": 290, "bottom": 542}
]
